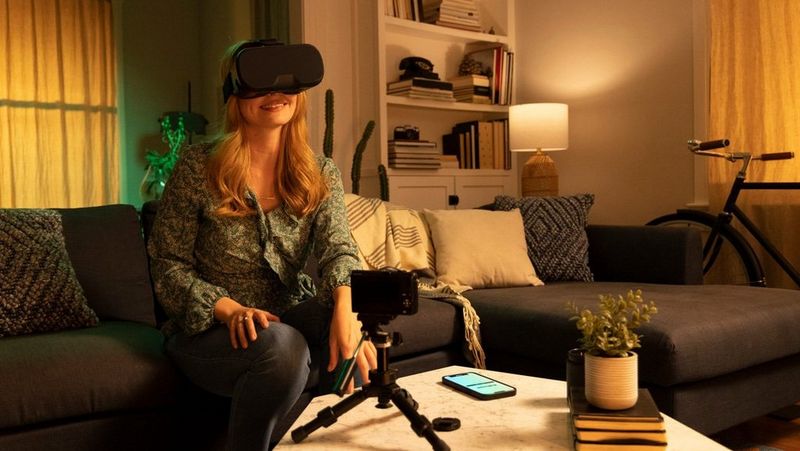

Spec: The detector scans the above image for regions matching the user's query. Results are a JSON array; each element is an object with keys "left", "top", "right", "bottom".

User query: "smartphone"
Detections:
[
  {"left": 332, "top": 334, "right": 366, "bottom": 396},
  {"left": 442, "top": 372, "right": 517, "bottom": 400}
]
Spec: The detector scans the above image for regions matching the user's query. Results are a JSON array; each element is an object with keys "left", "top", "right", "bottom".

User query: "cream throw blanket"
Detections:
[{"left": 345, "top": 193, "right": 486, "bottom": 369}]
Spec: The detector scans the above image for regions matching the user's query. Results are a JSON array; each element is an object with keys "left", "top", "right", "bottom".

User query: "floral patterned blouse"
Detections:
[{"left": 147, "top": 144, "right": 361, "bottom": 337}]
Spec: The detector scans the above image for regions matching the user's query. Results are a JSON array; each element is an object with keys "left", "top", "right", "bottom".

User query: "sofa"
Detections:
[{"left": 1, "top": 200, "right": 799, "bottom": 451}]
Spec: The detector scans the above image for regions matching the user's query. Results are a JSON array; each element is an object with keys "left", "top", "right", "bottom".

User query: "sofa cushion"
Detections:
[
  {"left": 0, "top": 209, "right": 99, "bottom": 337},
  {"left": 494, "top": 194, "right": 594, "bottom": 282},
  {"left": 423, "top": 208, "right": 543, "bottom": 290},
  {"left": 58, "top": 205, "right": 156, "bottom": 326},
  {"left": 0, "top": 321, "right": 181, "bottom": 429},
  {"left": 467, "top": 282, "right": 800, "bottom": 386}
]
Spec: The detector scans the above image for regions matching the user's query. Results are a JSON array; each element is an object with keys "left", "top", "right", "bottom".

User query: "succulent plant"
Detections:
[{"left": 567, "top": 289, "right": 657, "bottom": 358}]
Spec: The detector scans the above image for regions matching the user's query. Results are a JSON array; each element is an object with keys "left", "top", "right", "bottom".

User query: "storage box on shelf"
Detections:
[{"left": 367, "top": 0, "right": 517, "bottom": 210}]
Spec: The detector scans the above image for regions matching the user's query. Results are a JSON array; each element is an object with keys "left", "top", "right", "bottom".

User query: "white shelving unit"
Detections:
[{"left": 361, "top": 0, "right": 518, "bottom": 210}]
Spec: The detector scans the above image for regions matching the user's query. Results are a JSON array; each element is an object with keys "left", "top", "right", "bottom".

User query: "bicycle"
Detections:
[{"left": 647, "top": 139, "right": 799, "bottom": 287}]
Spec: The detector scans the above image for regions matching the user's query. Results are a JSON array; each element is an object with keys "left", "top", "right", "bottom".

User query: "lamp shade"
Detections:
[{"left": 509, "top": 103, "right": 569, "bottom": 152}]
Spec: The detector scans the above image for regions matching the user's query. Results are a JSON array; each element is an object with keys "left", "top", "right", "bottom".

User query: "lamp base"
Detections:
[{"left": 521, "top": 151, "right": 559, "bottom": 197}]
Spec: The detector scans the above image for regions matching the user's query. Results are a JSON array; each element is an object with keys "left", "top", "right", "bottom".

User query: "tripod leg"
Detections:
[
  {"left": 391, "top": 388, "right": 450, "bottom": 451},
  {"left": 291, "top": 389, "right": 368, "bottom": 443}
]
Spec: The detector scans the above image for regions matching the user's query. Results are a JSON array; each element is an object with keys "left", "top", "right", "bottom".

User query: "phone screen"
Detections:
[{"left": 442, "top": 372, "right": 516, "bottom": 399}]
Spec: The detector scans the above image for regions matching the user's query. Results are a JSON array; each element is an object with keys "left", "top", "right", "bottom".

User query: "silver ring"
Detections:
[{"left": 242, "top": 315, "right": 249, "bottom": 321}]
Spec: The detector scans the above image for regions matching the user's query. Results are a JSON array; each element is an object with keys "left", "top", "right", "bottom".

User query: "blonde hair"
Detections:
[{"left": 207, "top": 42, "right": 328, "bottom": 217}]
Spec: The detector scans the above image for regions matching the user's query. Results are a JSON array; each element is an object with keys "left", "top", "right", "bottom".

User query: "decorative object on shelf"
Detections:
[
  {"left": 566, "top": 290, "right": 658, "bottom": 410},
  {"left": 394, "top": 124, "right": 420, "bottom": 141},
  {"left": 509, "top": 103, "right": 568, "bottom": 197},
  {"left": 321, "top": 88, "right": 376, "bottom": 195},
  {"left": 399, "top": 56, "right": 439, "bottom": 80}
]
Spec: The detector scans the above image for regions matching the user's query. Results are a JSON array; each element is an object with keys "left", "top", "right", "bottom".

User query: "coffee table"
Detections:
[{"left": 276, "top": 365, "right": 730, "bottom": 450}]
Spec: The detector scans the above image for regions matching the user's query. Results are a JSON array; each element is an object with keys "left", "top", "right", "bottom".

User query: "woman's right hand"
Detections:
[{"left": 214, "top": 297, "right": 280, "bottom": 349}]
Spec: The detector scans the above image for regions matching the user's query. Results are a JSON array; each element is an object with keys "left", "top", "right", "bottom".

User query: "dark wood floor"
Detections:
[{"left": 710, "top": 404, "right": 800, "bottom": 451}]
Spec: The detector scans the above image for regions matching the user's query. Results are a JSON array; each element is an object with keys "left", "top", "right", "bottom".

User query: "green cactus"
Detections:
[
  {"left": 323, "top": 89, "right": 334, "bottom": 158},
  {"left": 351, "top": 120, "right": 375, "bottom": 195},
  {"left": 378, "top": 164, "right": 389, "bottom": 201}
]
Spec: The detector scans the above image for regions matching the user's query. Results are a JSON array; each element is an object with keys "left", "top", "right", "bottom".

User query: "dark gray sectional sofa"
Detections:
[{"left": 2, "top": 202, "right": 800, "bottom": 451}]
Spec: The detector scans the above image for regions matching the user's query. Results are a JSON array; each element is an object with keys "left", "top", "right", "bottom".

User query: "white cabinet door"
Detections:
[
  {"left": 455, "top": 175, "right": 513, "bottom": 209},
  {"left": 390, "top": 175, "right": 455, "bottom": 210}
]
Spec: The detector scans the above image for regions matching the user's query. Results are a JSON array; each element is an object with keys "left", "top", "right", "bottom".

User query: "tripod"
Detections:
[{"left": 291, "top": 320, "right": 450, "bottom": 451}]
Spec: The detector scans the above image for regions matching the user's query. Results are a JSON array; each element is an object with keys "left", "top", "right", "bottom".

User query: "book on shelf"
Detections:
[
  {"left": 421, "top": 0, "right": 482, "bottom": 32},
  {"left": 574, "top": 442, "right": 666, "bottom": 451},
  {"left": 388, "top": 139, "right": 437, "bottom": 147},
  {"left": 448, "top": 74, "right": 491, "bottom": 88},
  {"left": 387, "top": 77, "right": 454, "bottom": 91},
  {"left": 570, "top": 387, "right": 667, "bottom": 450},
  {"left": 387, "top": 85, "right": 455, "bottom": 101},
  {"left": 440, "top": 154, "right": 459, "bottom": 168},
  {"left": 443, "top": 119, "right": 508, "bottom": 169}
]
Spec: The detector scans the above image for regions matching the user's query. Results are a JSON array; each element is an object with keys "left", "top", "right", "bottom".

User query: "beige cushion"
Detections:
[{"left": 423, "top": 208, "right": 544, "bottom": 291}]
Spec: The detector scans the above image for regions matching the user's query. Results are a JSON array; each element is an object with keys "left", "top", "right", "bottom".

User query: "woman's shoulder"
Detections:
[
  {"left": 314, "top": 154, "right": 340, "bottom": 177},
  {"left": 181, "top": 142, "right": 215, "bottom": 163}
]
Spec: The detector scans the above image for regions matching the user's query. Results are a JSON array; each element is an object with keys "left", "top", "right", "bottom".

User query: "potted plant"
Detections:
[{"left": 567, "top": 289, "right": 657, "bottom": 410}]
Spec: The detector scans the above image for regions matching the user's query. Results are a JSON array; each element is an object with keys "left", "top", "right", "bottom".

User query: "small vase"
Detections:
[
  {"left": 140, "top": 165, "right": 167, "bottom": 202},
  {"left": 584, "top": 352, "right": 638, "bottom": 410}
]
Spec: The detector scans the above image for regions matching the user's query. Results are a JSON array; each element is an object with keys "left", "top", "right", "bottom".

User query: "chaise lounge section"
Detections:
[{"left": 2, "top": 201, "right": 800, "bottom": 451}]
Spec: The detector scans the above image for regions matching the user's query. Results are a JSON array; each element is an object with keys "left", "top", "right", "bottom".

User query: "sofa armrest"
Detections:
[{"left": 586, "top": 225, "right": 703, "bottom": 285}]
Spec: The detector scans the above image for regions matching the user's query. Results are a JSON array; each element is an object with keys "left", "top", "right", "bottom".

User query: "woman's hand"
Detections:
[
  {"left": 214, "top": 297, "right": 280, "bottom": 349},
  {"left": 328, "top": 286, "right": 377, "bottom": 394}
]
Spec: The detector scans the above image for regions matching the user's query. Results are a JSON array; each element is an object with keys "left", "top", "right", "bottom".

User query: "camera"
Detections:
[
  {"left": 393, "top": 125, "right": 420, "bottom": 141},
  {"left": 351, "top": 269, "right": 418, "bottom": 319}
]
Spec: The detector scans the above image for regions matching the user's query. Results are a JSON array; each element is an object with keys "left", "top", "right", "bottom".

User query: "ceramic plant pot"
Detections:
[{"left": 584, "top": 352, "right": 639, "bottom": 410}]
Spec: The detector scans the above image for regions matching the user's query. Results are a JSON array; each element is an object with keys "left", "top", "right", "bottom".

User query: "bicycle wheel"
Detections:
[{"left": 647, "top": 210, "right": 765, "bottom": 286}]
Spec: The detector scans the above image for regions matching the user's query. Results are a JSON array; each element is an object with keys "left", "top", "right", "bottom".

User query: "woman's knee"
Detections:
[{"left": 249, "top": 323, "right": 311, "bottom": 381}]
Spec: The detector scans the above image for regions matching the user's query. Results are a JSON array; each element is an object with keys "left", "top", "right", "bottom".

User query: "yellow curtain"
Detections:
[
  {"left": 709, "top": 0, "right": 800, "bottom": 289},
  {"left": 0, "top": 0, "right": 118, "bottom": 208}
]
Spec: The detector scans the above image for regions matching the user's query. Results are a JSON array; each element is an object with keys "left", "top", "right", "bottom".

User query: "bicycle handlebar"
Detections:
[
  {"left": 688, "top": 138, "right": 795, "bottom": 163},
  {"left": 690, "top": 139, "right": 730, "bottom": 150},
  {"left": 754, "top": 152, "right": 795, "bottom": 161}
]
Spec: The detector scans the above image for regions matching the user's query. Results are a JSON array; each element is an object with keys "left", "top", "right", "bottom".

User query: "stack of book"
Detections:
[
  {"left": 569, "top": 388, "right": 668, "bottom": 450},
  {"left": 421, "top": 0, "right": 482, "bottom": 32},
  {"left": 448, "top": 74, "right": 491, "bottom": 104},
  {"left": 388, "top": 139, "right": 441, "bottom": 169},
  {"left": 441, "top": 119, "right": 509, "bottom": 170},
  {"left": 463, "top": 42, "right": 514, "bottom": 105},
  {"left": 387, "top": 77, "right": 455, "bottom": 102}
]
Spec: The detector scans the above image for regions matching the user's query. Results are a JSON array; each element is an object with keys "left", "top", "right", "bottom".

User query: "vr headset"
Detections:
[{"left": 222, "top": 39, "right": 324, "bottom": 103}]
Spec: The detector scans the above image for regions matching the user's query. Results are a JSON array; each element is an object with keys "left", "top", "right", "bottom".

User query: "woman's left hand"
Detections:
[{"left": 328, "top": 286, "right": 377, "bottom": 394}]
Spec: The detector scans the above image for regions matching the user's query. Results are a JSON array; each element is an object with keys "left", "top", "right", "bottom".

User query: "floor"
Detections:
[{"left": 710, "top": 405, "right": 800, "bottom": 451}]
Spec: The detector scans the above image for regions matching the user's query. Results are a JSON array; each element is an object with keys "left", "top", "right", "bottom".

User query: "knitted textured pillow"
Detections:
[
  {"left": 494, "top": 194, "right": 595, "bottom": 282},
  {"left": 0, "top": 209, "right": 99, "bottom": 337}
]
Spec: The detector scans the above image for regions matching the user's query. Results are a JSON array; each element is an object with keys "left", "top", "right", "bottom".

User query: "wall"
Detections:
[{"left": 514, "top": 0, "right": 696, "bottom": 225}]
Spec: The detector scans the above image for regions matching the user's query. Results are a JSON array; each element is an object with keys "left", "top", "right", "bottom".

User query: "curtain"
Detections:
[
  {"left": 708, "top": 0, "right": 800, "bottom": 289},
  {"left": 0, "top": 0, "right": 118, "bottom": 208}
]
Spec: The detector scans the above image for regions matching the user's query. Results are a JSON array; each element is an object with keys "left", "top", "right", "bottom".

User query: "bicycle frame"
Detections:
[{"left": 711, "top": 163, "right": 800, "bottom": 287}]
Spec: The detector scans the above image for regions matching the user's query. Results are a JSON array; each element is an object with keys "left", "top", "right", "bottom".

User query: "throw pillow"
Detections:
[
  {"left": 494, "top": 194, "right": 594, "bottom": 282},
  {"left": 423, "top": 208, "right": 544, "bottom": 291},
  {"left": 0, "top": 209, "right": 99, "bottom": 337}
]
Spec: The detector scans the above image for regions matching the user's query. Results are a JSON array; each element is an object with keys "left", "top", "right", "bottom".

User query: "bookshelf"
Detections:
[{"left": 360, "top": 0, "right": 517, "bottom": 210}]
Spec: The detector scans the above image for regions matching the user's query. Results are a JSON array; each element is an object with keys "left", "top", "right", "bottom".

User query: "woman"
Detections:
[{"left": 148, "top": 41, "right": 377, "bottom": 450}]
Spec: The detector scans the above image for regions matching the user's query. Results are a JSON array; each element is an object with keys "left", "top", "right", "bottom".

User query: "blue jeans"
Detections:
[{"left": 165, "top": 301, "right": 331, "bottom": 451}]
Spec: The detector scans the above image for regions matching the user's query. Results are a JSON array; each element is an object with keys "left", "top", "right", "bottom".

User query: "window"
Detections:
[{"left": 0, "top": 0, "right": 117, "bottom": 207}]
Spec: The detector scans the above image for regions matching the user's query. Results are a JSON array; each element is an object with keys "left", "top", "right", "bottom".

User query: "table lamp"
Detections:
[{"left": 509, "top": 103, "right": 569, "bottom": 197}]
